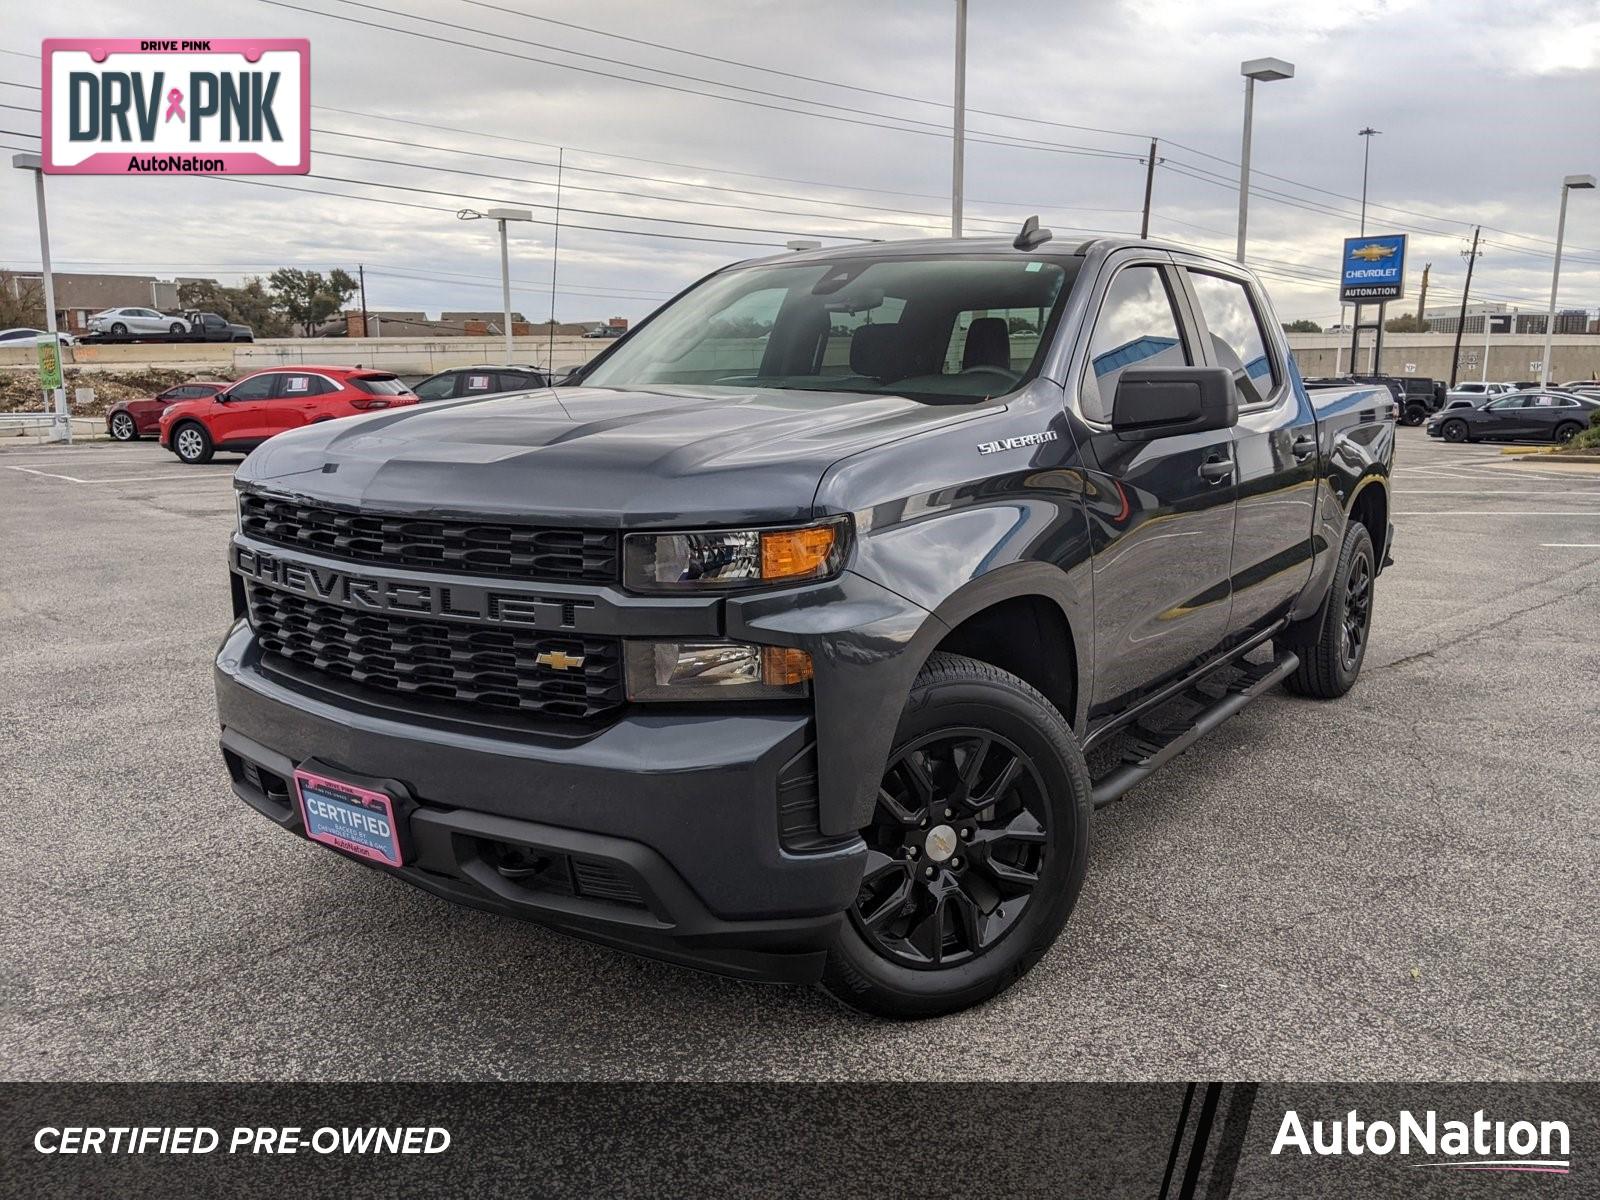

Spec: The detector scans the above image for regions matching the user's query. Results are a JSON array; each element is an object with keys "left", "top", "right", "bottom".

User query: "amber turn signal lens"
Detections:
[
  {"left": 760, "top": 525, "right": 837, "bottom": 581},
  {"left": 761, "top": 646, "right": 814, "bottom": 686}
]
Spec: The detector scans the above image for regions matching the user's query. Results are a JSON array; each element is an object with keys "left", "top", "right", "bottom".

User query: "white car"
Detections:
[
  {"left": 87, "top": 306, "right": 188, "bottom": 336},
  {"left": 1445, "top": 380, "right": 1516, "bottom": 405},
  {"left": 0, "top": 327, "right": 77, "bottom": 348}
]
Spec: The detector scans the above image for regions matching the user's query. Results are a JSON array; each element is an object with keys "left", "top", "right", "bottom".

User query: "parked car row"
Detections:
[{"left": 104, "top": 361, "right": 557, "bottom": 462}]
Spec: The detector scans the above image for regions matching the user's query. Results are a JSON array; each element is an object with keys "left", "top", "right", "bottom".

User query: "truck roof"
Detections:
[{"left": 763, "top": 234, "right": 1244, "bottom": 271}]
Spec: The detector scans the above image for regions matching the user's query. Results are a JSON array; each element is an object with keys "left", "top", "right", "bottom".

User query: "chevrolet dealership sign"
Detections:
[
  {"left": 1339, "top": 234, "right": 1407, "bottom": 303},
  {"left": 42, "top": 39, "right": 309, "bottom": 175}
]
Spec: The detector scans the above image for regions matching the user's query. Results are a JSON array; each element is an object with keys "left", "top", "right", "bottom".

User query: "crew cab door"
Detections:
[
  {"left": 1069, "top": 253, "right": 1237, "bottom": 715},
  {"left": 1174, "top": 261, "right": 1317, "bottom": 636}
]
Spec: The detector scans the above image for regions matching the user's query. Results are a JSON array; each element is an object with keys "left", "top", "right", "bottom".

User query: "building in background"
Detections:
[{"left": 3, "top": 271, "right": 215, "bottom": 332}]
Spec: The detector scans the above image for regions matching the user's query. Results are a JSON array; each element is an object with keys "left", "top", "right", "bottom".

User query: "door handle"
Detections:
[
  {"left": 1291, "top": 434, "right": 1317, "bottom": 460},
  {"left": 1198, "top": 455, "right": 1234, "bottom": 483}
]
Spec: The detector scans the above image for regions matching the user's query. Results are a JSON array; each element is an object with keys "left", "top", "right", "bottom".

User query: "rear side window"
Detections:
[
  {"left": 1187, "top": 271, "right": 1277, "bottom": 405},
  {"left": 414, "top": 374, "right": 457, "bottom": 400},
  {"left": 496, "top": 371, "right": 543, "bottom": 391},
  {"left": 463, "top": 373, "right": 496, "bottom": 392},
  {"left": 352, "top": 375, "right": 411, "bottom": 395},
  {"left": 1079, "top": 265, "right": 1191, "bottom": 424}
]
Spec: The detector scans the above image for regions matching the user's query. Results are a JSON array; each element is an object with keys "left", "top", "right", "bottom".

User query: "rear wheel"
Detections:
[
  {"left": 110, "top": 322, "right": 128, "bottom": 335},
  {"left": 1442, "top": 419, "right": 1469, "bottom": 443},
  {"left": 172, "top": 421, "right": 214, "bottom": 464},
  {"left": 819, "top": 653, "right": 1090, "bottom": 1018},
  {"left": 1554, "top": 422, "right": 1582, "bottom": 444},
  {"left": 109, "top": 412, "right": 138, "bottom": 441},
  {"left": 1282, "top": 522, "right": 1374, "bottom": 699}
]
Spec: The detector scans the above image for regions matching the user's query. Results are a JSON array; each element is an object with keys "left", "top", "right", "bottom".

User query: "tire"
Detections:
[
  {"left": 1442, "top": 419, "right": 1468, "bottom": 443},
  {"left": 1554, "top": 422, "right": 1582, "bottom": 444},
  {"left": 110, "top": 322, "right": 128, "bottom": 335},
  {"left": 172, "top": 421, "right": 214, "bottom": 464},
  {"left": 818, "top": 652, "right": 1091, "bottom": 1019},
  {"left": 108, "top": 412, "right": 138, "bottom": 441},
  {"left": 1402, "top": 405, "right": 1426, "bottom": 427},
  {"left": 168, "top": 322, "right": 185, "bottom": 334},
  {"left": 1282, "top": 522, "right": 1375, "bottom": 700}
]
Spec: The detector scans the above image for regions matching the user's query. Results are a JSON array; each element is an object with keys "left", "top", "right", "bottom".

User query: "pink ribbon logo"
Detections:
[{"left": 164, "top": 88, "right": 185, "bottom": 123}]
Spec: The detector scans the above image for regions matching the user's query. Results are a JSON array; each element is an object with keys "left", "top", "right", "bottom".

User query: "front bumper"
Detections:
[{"left": 215, "top": 621, "right": 867, "bottom": 984}]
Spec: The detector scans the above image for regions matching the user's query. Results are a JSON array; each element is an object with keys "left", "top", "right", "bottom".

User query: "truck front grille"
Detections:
[
  {"left": 239, "top": 493, "right": 617, "bottom": 584},
  {"left": 247, "top": 582, "right": 624, "bottom": 721}
]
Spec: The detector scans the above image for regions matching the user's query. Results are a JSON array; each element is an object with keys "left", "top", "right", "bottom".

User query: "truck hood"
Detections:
[{"left": 236, "top": 384, "right": 990, "bottom": 527}]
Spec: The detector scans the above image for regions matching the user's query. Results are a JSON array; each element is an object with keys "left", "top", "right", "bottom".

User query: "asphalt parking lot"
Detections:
[{"left": 1, "top": 430, "right": 1596, "bottom": 1082}]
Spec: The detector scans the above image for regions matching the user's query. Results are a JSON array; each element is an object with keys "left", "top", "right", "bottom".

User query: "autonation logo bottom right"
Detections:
[{"left": 1273, "top": 1108, "right": 1571, "bottom": 1175}]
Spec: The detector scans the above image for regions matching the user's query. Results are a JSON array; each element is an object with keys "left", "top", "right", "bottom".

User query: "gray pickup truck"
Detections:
[{"left": 215, "top": 227, "right": 1395, "bottom": 1017}]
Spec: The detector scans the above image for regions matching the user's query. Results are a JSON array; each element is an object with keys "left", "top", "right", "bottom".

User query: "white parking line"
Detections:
[
  {"left": 3, "top": 464, "right": 232, "bottom": 484},
  {"left": 1397, "top": 511, "right": 1600, "bottom": 516},
  {"left": 1540, "top": 543, "right": 1600, "bottom": 548}
]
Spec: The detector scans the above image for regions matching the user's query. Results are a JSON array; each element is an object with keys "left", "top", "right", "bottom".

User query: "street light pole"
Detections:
[
  {"left": 1357, "top": 127, "right": 1381, "bottom": 235},
  {"left": 1236, "top": 58, "right": 1294, "bottom": 262},
  {"left": 12, "top": 152, "right": 69, "bottom": 444},
  {"left": 951, "top": 0, "right": 967, "bottom": 238},
  {"left": 457, "top": 206, "right": 533, "bottom": 367},
  {"left": 1539, "top": 173, "right": 1596, "bottom": 387}
]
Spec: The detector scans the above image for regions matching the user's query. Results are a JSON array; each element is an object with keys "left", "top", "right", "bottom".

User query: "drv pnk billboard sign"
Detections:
[
  {"left": 1339, "top": 234, "right": 1407, "bottom": 303},
  {"left": 42, "top": 39, "right": 309, "bottom": 175}
]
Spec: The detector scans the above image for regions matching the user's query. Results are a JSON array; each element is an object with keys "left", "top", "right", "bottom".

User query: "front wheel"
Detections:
[
  {"left": 1282, "top": 522, "right": 1375, "bottom": 699},
  {"left": 172, "top": 421, "right": 214, "bottom": 464},
  {"left": 819, "top": 653, "right": 1091, "bottom": 1018},
  {"left": 1442, "top": 419, "right": 1468, "bottom": 443},
  {"left": 108, "top": 412, "right": 138, "bottom": 441},
  {"left": 168, "top": 322, "right": 185, "bottom": 334}
]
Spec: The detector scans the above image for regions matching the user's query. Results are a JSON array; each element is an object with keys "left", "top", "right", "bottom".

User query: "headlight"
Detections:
[
  {"left": 624, "top": 641, "right": 812, "bottom": 701},
  {"left": 622, "top": 517, "right": 848, "bottom": 593}
]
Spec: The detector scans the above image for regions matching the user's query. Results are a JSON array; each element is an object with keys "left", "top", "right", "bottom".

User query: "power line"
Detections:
[{"left": 257, "top": 0, "right": 1146, "bottom": 164}]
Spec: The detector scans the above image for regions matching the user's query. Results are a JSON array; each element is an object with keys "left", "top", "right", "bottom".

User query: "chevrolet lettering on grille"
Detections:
[{"left": 232, "top": 545, "right": 595, "bottom": 630}]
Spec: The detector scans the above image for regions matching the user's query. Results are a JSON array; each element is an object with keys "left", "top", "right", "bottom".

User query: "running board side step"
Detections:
[{"left": 1089, "top": 652, "right": 1300, "bottom": 809}]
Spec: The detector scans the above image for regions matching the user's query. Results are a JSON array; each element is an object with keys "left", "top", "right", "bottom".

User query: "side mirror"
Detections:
[
  {"left": 214, "top": 390, "right": 232, "bottom": 403},
  {"left": 1111, "top": 366, "right": 1237, "bottom": 442}
]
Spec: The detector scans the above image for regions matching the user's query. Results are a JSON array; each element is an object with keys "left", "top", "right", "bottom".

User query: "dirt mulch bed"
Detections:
[{"left": 0, "top": 368, "right": 237, "bottom": 418}]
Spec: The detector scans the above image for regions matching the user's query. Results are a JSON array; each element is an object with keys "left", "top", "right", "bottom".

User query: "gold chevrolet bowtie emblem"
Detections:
[
  {"left": 1350, "top": 243, "right": 1397, "bottom": 262},
  {"left": 536, "top": 650, "right": 586, "bottom": 671}
]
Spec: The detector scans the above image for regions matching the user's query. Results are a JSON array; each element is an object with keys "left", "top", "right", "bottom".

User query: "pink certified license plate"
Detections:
[{"left": 294, "top": 768, "right": 404, "bottom": 868}]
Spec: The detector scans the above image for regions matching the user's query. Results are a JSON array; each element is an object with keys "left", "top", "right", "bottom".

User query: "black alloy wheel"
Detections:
[
  {"left": 1554, "top": 423, "right": 1581, "bottom": 444},
  {"left": 1443, "top": 419, "right": 1468, "bottom": 443},
  {"left": 1340, "top": 549, "right": 1373, "bottom": 673},
  {"left": 853, "top": 729, "right": 1050, "bottom": 969}
]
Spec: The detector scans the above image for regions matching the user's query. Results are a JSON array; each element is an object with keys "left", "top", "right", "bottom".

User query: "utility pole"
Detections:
[
  {"left": 1140, "top": 138, "right": 1158, "bottom": 239},
  {"left": 1414, "top": 262, "right": 1430, "bottom": 330},
  {"left": 951, "top": 0, "right": 967, "bottom": 237},
  {"left": 1448, "top": 227, "right": 1481, "bottom": 388},
  {"left": 549, "top": 147, "right": 564, "bottom": 375},
  {"left": 358, "top": 264, "right": 369, "bottom": 338}
]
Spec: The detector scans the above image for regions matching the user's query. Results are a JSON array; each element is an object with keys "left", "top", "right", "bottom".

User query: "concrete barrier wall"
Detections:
[
  {"left": 5, "top": 331, "right": 1599, "bottom": 386},
  {"left": 0, "top": 335, "right": 611, "bottom": 378}
]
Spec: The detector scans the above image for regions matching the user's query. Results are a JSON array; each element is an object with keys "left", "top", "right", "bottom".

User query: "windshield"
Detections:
[{"left": 580, "top": 254, "right": 1080, "bottom": 403}]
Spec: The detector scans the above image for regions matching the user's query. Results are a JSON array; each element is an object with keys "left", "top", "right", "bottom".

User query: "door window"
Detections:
[
  {"left": 1079, "top": 265, "right": 1191, "bottom": 423},
  {"left": 1486, "top": 395, "right": 1529, "bottom": 410},
  {"left": 1187, "top": 272, "right": 1277, "bottom": 405},
  {"left": 227, "top": 374, "right": 280, "bottom": 401}
]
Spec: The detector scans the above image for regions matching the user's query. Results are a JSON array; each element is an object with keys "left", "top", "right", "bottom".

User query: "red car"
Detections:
[
  {"left": 159, "top": 366, "right": 418, "bottom": 464},
  {"left": 106, "top": 380, "right": 228, "bottom": 441}
]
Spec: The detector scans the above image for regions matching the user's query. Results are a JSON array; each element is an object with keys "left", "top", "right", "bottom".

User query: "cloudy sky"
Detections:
[{"left": 3, "top": 0, "right": 1598, "bottom": 327}]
